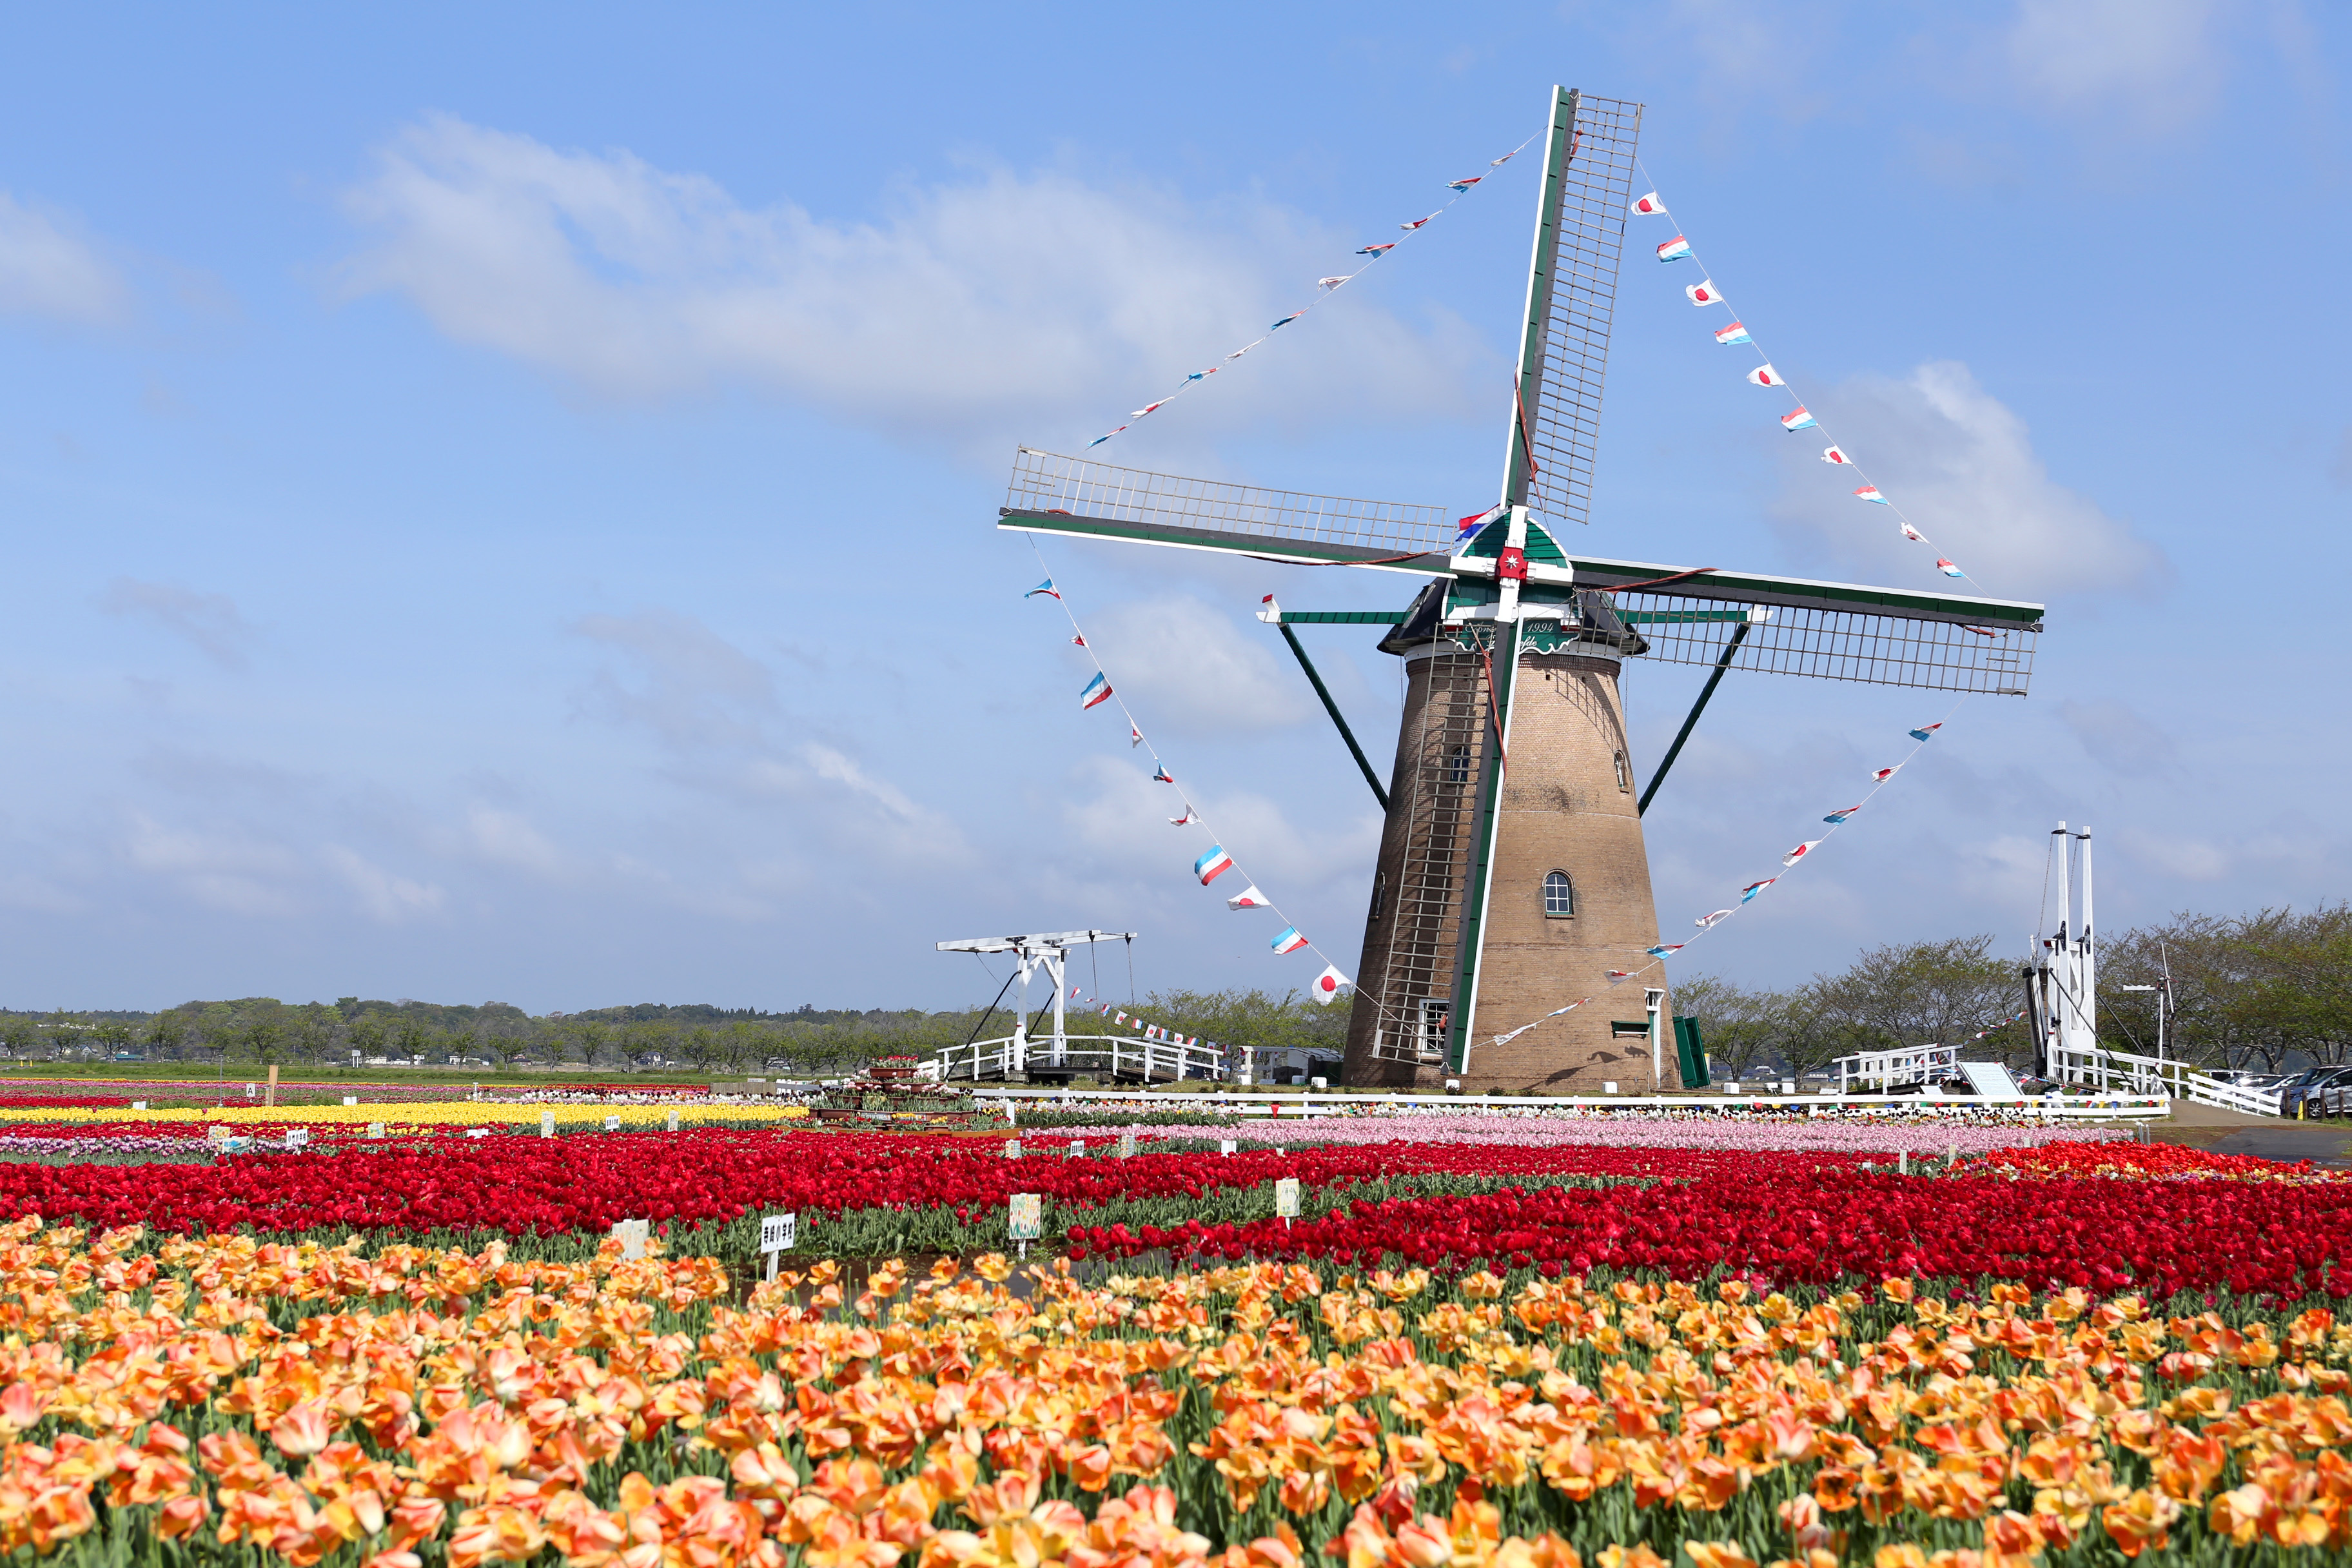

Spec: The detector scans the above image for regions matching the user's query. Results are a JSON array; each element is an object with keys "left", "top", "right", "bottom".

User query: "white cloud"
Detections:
[
  {"left": 337, "top": 115, "right": 1490, "bottom": 441},
  {"left": 1061, "top": 754, "right": 1378, "bottom": 892},
  {"left": 120, "top": 813, "right": 304, "bottom": 916},
  {"left": 98, "top": 578, "right": 257, "bottom": 670},
  {"left": 2008, "top": 0, "right": 2224, "bottom": 108},
  {"left": 1770, "top": 361, "right": 2164, "bottom": 599},
  {"left": 2059, "top": 698, "right": 2176, "bottom": 774},
  {"left": 323, "top": 845, "right": 446, "bottom": 922},
  {"left": 0, "top": 192, "right": 127, "bottom": 325},
  {"left": 1075, "top": 596, "right": 1310, "bottom": 737},
  {"left": 571, "top": 609, "right": 775, "bottom": 750},
  {"left": 466, "top": 807, "right": 570, "bottom": 878}
]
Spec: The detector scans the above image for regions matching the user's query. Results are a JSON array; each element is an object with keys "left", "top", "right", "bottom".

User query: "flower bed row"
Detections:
[
  {"left": 1053, "top": 1117, "right": 2131, "bottom": 1155},
  {"left": 0, "top": 1217, "right": 2346, "bottom": 1567},
  {"left": 0, "top": 1101, "right": 806, "bottom": 1133}
]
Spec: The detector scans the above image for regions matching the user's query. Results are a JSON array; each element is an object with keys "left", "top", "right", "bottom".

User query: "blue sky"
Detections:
[{"left": 1, "top": 3, "right": 2344, "bottom": 1014}]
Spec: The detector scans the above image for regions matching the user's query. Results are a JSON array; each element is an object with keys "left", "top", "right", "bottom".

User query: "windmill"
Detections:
[{"left": 997, "top": 87, "right": 2044, "bottom": 1093}]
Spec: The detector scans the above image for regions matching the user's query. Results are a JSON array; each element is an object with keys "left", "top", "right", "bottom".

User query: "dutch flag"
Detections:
[
  {"left": 1656, "top": 235, "right": 1692, "bottom": 263},
  {"left": 1936, "top": 558, "right": 1967, "bottom": 578},
  {"left": 1079, "top": 673, "right": 1113, "bottom": 709},
  {"left": 1715, "top": 321, "right": 1752, "bottom": 346},
  {"left": 1646, "top": 943, "right": 1685, "bottom": 957},
  {"left": 1823, "top": 805, "right": 1862, "bottom": 824},
  {"left": 1194, "top": 845, "right": 1235, "bottom": 885},
  {"left": 1270, "top": 926, "right": 1311, "bottom": 955},
  {"left": 1854, "top": 485, "right": 1888, "bottom": 504},
  {"left": 1779, "top": 407, "right": 1818, "bottom": 432},
  {"left": 1455, "top": 502, "right": 1505, "bottom": 549},
  {"left": 1908, "top": 723, "right": 1943, "bottom": 742}
]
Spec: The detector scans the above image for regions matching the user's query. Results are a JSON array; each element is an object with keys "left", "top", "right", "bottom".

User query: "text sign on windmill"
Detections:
[{"left": 998, "top": 86, "right": 2043, "bottom": 1097}]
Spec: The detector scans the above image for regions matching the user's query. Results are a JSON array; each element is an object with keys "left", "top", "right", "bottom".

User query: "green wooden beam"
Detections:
[
  {"left": 1504, "top": 87, "right": 1580, "bottom": 510},
  {"left": 1447, "top": 619, "right": 1520, "bottom": 1074},
  {"left": 1275, "top": 625, "right": 1389, "bottom": 810},
  {"left": 1268, "top": 610, "right": 1407, "bottom": 625}
]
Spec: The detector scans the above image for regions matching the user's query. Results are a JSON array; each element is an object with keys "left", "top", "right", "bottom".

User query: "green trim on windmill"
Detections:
[
  {"left": 1446, "top": 616, "right": 1521, "bottom": 1073},
  {"left": 1461, "top": 516, "right": 1567, "bottom": 565},
  {"left": 1504, "top": 86, "right": 1580, "bottom": 511}
]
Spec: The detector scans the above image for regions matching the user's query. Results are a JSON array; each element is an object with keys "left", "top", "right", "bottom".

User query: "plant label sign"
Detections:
[
  {"left": 206, "top": 1126, "right": 228, "bottom": 1146},
  {"left": 366, "top": 1122, "right": 386, "bottom": 1139},
  {"left": 1008, "top": 1193, "right": 1043, "bottom": 1242},
  {"left": 1219, "top": 1139, "right": 1237, "bottom": 1156},
  {"left": 667, "top": 1108, "right": 680, "bottom": 1133},
  {"left": 603, "top": 1115, "right": 622, "bottom": 1132},
  {"left": 1117, "top": 1128, "right": 1137, "bottom": 1159},
  {"left": 131, "top": 1101, "right": 146, "bottom": 1112},
  {"left": 759, "top": 1212, "right": 796, "bottom": 1254},
  {"left": 1003, "top": 1140, "right": 1021, "bottom": 1159},
  {"left": 611, "top": 1218, "right": 651, "bottom": 1261},
  {"left": 342, "top": 1096, "right": 358, "bottom": 1107},
  {"left": 541, "top": 1112, "right": 555, "bottom": 1138},
  {"left": 286, "top": 1128, "right": 309, "bottom": 1150},
  {"left": 464, "top": 1128, "right": 489, "bottom": 1139},
  {"left": 1274, "top": 1177, "right": 1301, "bottom": 1220},
  {"left": 1067, "top": 1139, "right": 1086, "bottom": 1159}
]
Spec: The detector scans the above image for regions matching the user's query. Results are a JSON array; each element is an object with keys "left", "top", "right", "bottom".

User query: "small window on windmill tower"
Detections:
[
  {"left": 1368, "top": 871, "right": 1387, "bottom": 923},
  {"left": 1613, "top": 750, "right": 1630, "bottom": 792},
  {"left": 1446, "top": 745, "right": 1471, "bottom": 785},
  {"left": 1544, "top": 871, "right": 1575, "bottom": 919}
]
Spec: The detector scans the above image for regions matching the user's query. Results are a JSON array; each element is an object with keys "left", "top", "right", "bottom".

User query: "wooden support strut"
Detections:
[{"left": 1275, "top": 623, "right": 1389, "bottom": 810}]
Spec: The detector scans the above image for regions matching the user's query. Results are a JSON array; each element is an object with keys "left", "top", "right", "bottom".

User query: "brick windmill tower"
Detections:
[{"left": 994, "top": 88, "right": 2043, "bottom": 1092}]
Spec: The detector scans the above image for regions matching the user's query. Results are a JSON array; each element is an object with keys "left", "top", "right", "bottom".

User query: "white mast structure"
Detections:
[
  {"left": 936, "top": 930, "right": 1135, "bottom": 1077},
  {"left": 2033, "top": 823, "right": 2097, "bottom": 1079}
]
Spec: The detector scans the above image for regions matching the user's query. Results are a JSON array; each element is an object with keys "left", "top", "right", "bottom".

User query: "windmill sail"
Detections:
[{"left": 1505, "top": 89, "right": 1642, "bottom": 531}]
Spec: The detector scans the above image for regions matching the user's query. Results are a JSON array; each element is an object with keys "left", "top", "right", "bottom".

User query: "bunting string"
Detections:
[
  {"left": 1623, "top": 164, "right": 1990, "bottom": 594},
  {"left": 1024, "top": 544, "right": 1361, "bottom": 1015},
  {"left": 1081, "top": 126, "right": 1545, "bottom": 451}
]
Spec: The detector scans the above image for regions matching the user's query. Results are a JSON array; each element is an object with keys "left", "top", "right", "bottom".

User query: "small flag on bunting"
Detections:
[
  {"left": 1400, "top": 214, "right": 1436, "bottom": 231},
  {"left": 1782, "top": 841, "right": 1820, "bottom": 867},
  {"left": 1686, "top": 280, "right": 1726, "bottom": 306},
  {"left": 1605, "top": 970, "right": 1634, "bottom": 985},
  {"left": 1132, "top": 399, "right": 1168, "bottom": 417},
  {"left": 1447, "top": 176, "right": 1482, "bottom": 193},
  {"left": 1193, "top": 845, "right": 1235, "bottom": 885},
  {"left": 1780, "top": 407, "right": 1818, "bottom": 431},
  {"left": 1870, "top": 766, "right": 1900, "bottom": 783},
  {"left": 1656, "top": 235, "right": 1692, "bottom": 263},
  {"left": 1455, "top": 502, "right": 1505, "bottom": 547},
  {"left": 1070, "top": 634, "right": 1086, "bottom": 647},
  {"left": 1080, "top": 673, "right": 1113, "bottom": 709},
  {"left": 1026, "top": 580, "right": 1061, "bottom": 600},
  {"left": 1269, "top": 311, "right": 1303, "bottom": 330},
  {"left": 1647, "top": 944, "right": 1685, "bottom": 957},
  {"left": 1130, "top": 725, "right": 1143, "bottom": 747},
  {"left": 1901, "top": 523, "right": 1926, "bottom": 542},
  {"left": 1936, "top": 559, "right": 1967, "bottom": 578},
  {"left": 1823, "top": 805, "right": 1862, "bottom": 824},
  {"left": 1631, "top": 191, "right": 1667, "bottom": 216},
  {"left": 1317, "top": 277, "right": 1348, "bottom": 291},
  {"left": 1310, "top": 965, "right": 1350, "bottom": 1003},
  {"left": 1854, "top": 485, "right": 1888, "bottom": 504},
  {"left": 1746, "top": 364, "right": 1787, "bottom": 387},
  {"left": 1694, "top": 909, "right": 1735, "bottom": 930},
  {"left": 1714, "top": 321, "right": 1752, "bottom": 346},
  {"left": 1170, "top": 806, "right": 1199, "bottom": 826},
  {"left": 1821, "top": 446, "right": 1850, "bottom": 465},
  {"left": 1740, "top": 878, "right": 1776, "bottom": 902},
  {"left": 1088, "top": 427, "right": 1127, "bottom": 448},
  {"left": 1908, "top": 723, "right": 1943, "bottom": 741},
  {"left": 1270, "top": 926, "right": 1311, "bottom": 955},
  {"left": 1152, "top": 765, "right": 1175, "bottom": 783},
  {"left": 1226, "top": 885, "right": 1271, "bottom": 910},
  {"left": 1355, "top": 242, "right": 1395, "bottom": 257}
]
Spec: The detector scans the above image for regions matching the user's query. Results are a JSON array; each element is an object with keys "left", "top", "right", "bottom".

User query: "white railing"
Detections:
[
  {"left": 956, "top": 1085, "right": 2169, "bottom": 1121},
  {"left": 2046, "top": 1042, "right": 2284, "bottom": 1117},
  {"left": 932, "top": 1033, "right": 1231, "bottom": 1084},
  {"left": 1834, "top": 1044, "right": 1960, "bottom": 1093}
]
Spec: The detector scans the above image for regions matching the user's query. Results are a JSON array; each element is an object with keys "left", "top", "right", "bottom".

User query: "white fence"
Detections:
[
  {"left": 959, "top": 1084, "right": 2169, "bottom": 1121},
  {"left": 1833, "top": 1044, "right": 1960, "bottom": 1093},
  {"left": 2047, "top": 1043, "right": 2283, "bottom": 1117},
  {"left": 932, "top": 1033, "right": 1230, "bottom": 1085}
]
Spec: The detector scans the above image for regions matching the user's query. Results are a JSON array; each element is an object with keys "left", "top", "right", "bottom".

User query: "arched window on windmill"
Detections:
[{"left": 1544, "top": 870, "right": 1576, "bottom": 918}]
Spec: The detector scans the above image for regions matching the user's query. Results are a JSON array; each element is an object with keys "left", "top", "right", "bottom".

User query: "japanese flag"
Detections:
[
  {"left": 1630, "top": 191, "right": 1667, "bottom": 216},
  {"left": 1745, "top": 364, "right": 1786, "bottom": 388},
  {"left": 1226, "top": 884, "right": 1272, "bottom": 910},
  {"left": 1309, "top": 965, "right": 1351, "bottom": 1003},
  {"left": 1783, "top": 841, "right": 1821, "bottom": 867},
  {"left": 1870, "top": 765, "right": 1901, "bottom": 783},
  {"left": 1685, "top": 279, "right": 1726, "bottom": 306},
  {"left": 1821, "top": 446, "right": 1850, "bottom": 466},
  {"left": 1901, "top": 523, "right": 1926, "bottom": 542}
]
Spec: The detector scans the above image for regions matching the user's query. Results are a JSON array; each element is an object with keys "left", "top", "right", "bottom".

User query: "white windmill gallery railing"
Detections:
[
  {"left": 932, "top": 1032, "right": 1230, "bottom": 1085},
  {"left": 2046, "top": 1043, "right": 2284, "bottom": 1117},
  {"left": 1833, "top": 1044, "right": 1962, "bottom": 1093}
]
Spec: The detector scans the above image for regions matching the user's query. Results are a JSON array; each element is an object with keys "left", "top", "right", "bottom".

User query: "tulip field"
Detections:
[{"left": 0, "top": 1104, "right": 2347, "bottom": 1565}]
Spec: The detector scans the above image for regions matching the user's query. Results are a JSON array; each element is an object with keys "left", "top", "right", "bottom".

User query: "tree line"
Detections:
[
  {"left": 1674, "top": 905, "right": 2352, "bottom": 1080},
  {"left": 0, "top": 987, "right": 1348, "bottom": 1077}
]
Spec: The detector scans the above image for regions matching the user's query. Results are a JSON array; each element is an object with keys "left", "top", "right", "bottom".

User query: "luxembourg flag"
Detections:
[
  {"left": 1656, "top": 234, "right": 1692, "bottom": 263},
  {"left": 1079, "top": 673, "right": 1114, "bottom": 709},
  {"left": 1270, "top": 926, "right": 1311, "bottom": 955},
  {"left": 1870, "top": 765, "right": 1901, "bottom": 783},
  {"left": 1821, "top": 446, "right": 1850, "bottom": 466},
  {"left": 1194, "top": 845, "right": 1235, "bottom": 885},
  {"left": 1355, "top": 242, "right": 1396, "bottom": 257},
  {"left": 1447, "top": 175, "right": 1482, "bottom": 193},
  {"left": 1685, "top": 279, "right": 1725, "bottom": 306},
  {"left": 1694, "top": 908, "right": 1736, "bottom": 929},
  {"left": 1823, "top": 804, "right": 1863, "bottom": 824},
  {"left": 1908, "top": 723, "right": 1943, "bottom": 742},
  {"left": 1646, "top": 943, "right": 1686, "bottom": 957},
  {"left": 1714, "top": 321, "right": 1752, "bottom": 346},
  {"left": 1739, "top": 878, "right": 1776, "bottom": 903},
  {"left": 1630, "top": 191, "right": 1667, "bottom": 216},
  {"left": 1936, "top": 558, "right": 1967, "bottom": 578},
  {"left": 1782, "top": 841, "right": 1821, "bottom": 867},
  {"left": 1269, "top": 311, "right": 1304, "bottom": 330},
  {"left": 1309, "top": 965, "right": 1350, "bottom": 1003},
  {"left": 1026, "top": 579, "right": 1061, "bottom": 600},
  {"left": 1854, "top": 485, "right": 1888, "bottom": 504},
  {"left": 1152, "top": 765, "right": 1175, "bottom": 783},
  {"left": 1226, "top": 884, "right": 1272, "bottom": 910},
  {"left": 1779, "top": 407, "right": 1818, "bottom": 432}
]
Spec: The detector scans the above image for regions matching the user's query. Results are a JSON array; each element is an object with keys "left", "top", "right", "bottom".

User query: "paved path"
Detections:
[{"left": 2150, "top": 1100, "right": 2351, "bottom": 1164}]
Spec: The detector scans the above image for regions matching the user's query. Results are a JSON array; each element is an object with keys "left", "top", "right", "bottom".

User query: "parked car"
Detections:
[{"left": 2277, "top": 1065, "right": 2352, "bottom": 1115}]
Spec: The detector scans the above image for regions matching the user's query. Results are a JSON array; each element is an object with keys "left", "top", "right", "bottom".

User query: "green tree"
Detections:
[
  {"left": 1667, "top": 975, "right": 1796, "bottom": 1079},
  {"left": 1787, "top": 936, "right": 2023, "bottom": 1077}
]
